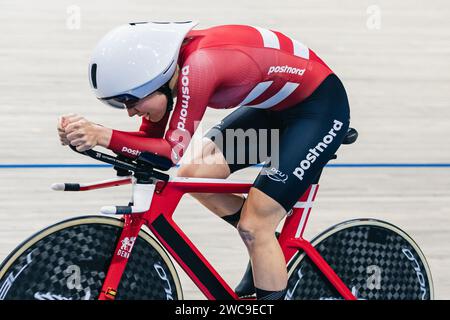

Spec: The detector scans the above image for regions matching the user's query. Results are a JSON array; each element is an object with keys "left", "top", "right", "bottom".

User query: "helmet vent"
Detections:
[{"left": 91, "top": 63, "right": 98, "bottom": 89}]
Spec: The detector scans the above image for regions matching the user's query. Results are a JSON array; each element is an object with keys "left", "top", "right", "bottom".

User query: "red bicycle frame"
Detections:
[{"left": 68, "top": 176, "right": 356, "bottom": 300}]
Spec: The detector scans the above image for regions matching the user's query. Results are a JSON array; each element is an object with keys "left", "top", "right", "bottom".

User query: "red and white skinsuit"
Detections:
[{"left": 108, "top": 24, "right": 333, "bottom": 164}]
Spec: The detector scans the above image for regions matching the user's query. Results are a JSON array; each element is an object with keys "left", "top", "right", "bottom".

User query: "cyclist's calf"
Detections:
[{"left": 237, "top": 188, "right": 288, "bottom": 292}]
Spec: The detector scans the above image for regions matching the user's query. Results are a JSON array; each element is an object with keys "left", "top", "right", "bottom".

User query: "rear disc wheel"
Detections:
[{"left": 286, "top": 219, "right": 433, "bottom": 300}]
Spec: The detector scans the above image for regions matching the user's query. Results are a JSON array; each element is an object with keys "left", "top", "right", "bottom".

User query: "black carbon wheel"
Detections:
[
  {"left": 286, "top": 219, "right": 433, "bottom": 300},
  {"left": 0, "top": 216, "right": 182, "bottom": 300}
]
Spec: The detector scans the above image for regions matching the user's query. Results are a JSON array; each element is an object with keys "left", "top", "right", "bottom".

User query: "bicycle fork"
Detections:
[
  {"left": 98, "top": 213, "right": 145, "bottom": 300},
  {"left": 98, "top": 182, "right": 153, "bottom": 300}
]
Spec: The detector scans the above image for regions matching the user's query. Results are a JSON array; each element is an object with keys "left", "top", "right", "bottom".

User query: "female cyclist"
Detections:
[{"left": 57, "top": 21, "right": 350, "bottom": 300}]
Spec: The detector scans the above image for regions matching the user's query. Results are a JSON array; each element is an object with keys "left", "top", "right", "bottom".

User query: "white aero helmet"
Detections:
[{"left": 89, "top": 21, "right": 198, "bottom": 109}]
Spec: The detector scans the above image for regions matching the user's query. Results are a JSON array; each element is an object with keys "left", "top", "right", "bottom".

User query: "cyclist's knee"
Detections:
[
  {"left": 237, "top": 223, "right": 257, "bottom": 249},
  {"left": 237, "top": 221, "right": 274, "bottom": 250},
  {"left": 238, "top": 214, "right": 275, "bottom": 250},
  {"left": 245, "top": 188, "right": 287, "bottom": 220},
  {"left": 237, "top": 189, "right": 285, "bottom": 249}
]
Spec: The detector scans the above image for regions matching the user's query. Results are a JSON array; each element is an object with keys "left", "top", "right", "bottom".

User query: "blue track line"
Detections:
[{"left": 1, "top": 163, "right": 450, "bottom": 169}]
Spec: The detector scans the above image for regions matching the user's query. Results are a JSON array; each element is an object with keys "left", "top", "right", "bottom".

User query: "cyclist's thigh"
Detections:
[
  {"left": 177, "top": 137, "right": 231, "bottom": 178},
  {"left": 205, "top": 106, "right": 275, "bottom": 173},
  {"left": 253, "top": 74, "right": 351, "bottom": 212}
]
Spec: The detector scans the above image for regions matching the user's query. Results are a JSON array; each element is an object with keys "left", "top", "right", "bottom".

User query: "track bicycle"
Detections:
[{"left": 0, "top": 128, "right": 434, "bottom": 300}]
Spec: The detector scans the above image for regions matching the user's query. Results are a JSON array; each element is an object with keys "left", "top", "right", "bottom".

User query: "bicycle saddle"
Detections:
[
  {"left": 137, "top": 152, "right": 173, "bottom": 171},
  {"left": 342, "top": 127, "right": 358, "bottom": 145}
]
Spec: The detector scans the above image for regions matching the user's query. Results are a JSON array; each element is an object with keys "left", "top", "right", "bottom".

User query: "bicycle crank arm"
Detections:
[{"left": 51, "top": 177, "right": 132, "bottom": 191}]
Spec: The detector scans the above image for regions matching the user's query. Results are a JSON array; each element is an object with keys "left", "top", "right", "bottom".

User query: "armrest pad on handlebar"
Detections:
[{"left": 137, "top": 152, "right": 173, "bottom": 171}]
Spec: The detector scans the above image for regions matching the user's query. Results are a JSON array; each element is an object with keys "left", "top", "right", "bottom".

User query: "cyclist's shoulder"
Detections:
[
  {"left": 179, "top": 30, "right": 258, "bottom": 70},
  {"left": 183, "top": 24, "right": 311, "bottom": 63},
  {"left": 188, "top": 24, "right": 262, "bottom": 41},
  {"left": 185, "top": 24, "right": 276, "bottom": 52}
]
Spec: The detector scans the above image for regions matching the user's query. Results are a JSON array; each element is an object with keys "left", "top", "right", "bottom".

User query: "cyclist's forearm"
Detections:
[
  {"left": 95, "top": 125, "right": 113, "bottom": 148},
  {"left": 108, "top": 129, "right": 173, "bottom": 160},
  {"left": 112, "top": 129, "right": 149, "bottom": 138}
]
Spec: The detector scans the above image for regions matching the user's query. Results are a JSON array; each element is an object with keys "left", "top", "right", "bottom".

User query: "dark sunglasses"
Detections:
[{"left": 100, "top": 94, "right": 140, "bottom": 109}]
